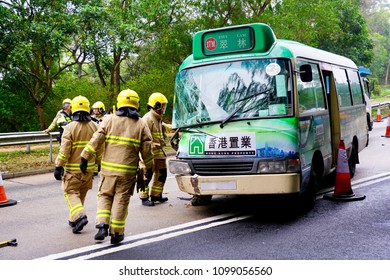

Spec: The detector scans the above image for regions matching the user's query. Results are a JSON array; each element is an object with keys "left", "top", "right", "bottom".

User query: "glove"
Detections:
[
  {"left": 54, "top": 166, "right": 64, "bottom": 180},
  {"left": 97, "top": 164, "right": 101, "bottom": 173},
  {"left": 145, "top": 168, "right": 153, "bottom": 186},
  {"left": 80, "top": 157, "right": 88, "bottom": 174},
  {"left": 136, "top": 168, "right": 146, "bottom": 193}
]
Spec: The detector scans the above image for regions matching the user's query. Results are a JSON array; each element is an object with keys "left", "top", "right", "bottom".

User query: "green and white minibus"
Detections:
[{"left": 169, "top": 23, "right": 368, "bottom": 208}]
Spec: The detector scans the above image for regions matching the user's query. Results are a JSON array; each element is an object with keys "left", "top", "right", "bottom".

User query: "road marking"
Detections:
[
  {"left": 317, "top": 171, "right": 390, "bottom": 198},
  {"left": 37, "top": 171, "right": 390, "bottom": 260},
  {"left": 36, "top": 212, "right": 252, "bottom": 260},
  {"left": 72, "top": 215, "right": 252, "bottom": 260}
]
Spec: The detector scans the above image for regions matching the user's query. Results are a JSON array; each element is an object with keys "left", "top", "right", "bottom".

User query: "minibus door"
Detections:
[{"left": 322, "top": 70, "right": 340, "bottom": 168}]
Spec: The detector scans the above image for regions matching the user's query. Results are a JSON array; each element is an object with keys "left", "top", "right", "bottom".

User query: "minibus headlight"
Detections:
[
  {"left": 257, "top": 158, "right": 300, "bottom": 173},
  {"left": 169, "top": 160, "right": 192, "bottom": 175},
  {"left": 257, "top": 160, "right": 286, "bottom": 173}
]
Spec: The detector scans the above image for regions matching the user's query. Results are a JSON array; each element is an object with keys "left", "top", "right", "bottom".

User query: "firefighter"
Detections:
[
  {"left": 54, "top": 96, "right": 102, "bottom": 233},
  {"left": 139, "top": 92, "right": 171, "bottom": 206},
  {"left": 44, "top": 98, "right": 72, "bottom": 144},
  {"left": 80, "top": 89, "right": 154, "bottom": 244},
  {"left": 91, "top": 101, "right": 107, "bottom": 123}
]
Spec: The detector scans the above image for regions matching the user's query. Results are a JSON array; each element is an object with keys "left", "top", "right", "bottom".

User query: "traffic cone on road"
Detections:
[
  {"left": 382, "top": 113, "right": 390, "bottom": 138},
  {"left": 323, "top": 140, "right": 366, "bottom": 202},
  {"left": 374, "top": 108, "right": 382, "bottom": 122},
  {"left": 0, "top": 172, "right": 17, "bottom": 208}
]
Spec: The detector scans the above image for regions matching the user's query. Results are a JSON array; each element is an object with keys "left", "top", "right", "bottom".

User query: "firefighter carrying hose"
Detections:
[
  {"left": 80, "top": 89, "right": 154, "bottom": 244},
  {"left": 54, "top": 96, "right": 102, "bottom": 233},
  {"left": 139, "top": 92, "right": 171, "bottom": 206}
]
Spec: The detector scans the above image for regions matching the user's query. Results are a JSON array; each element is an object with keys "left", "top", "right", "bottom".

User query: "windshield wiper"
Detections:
[{"left": 220, "top": 88, "right": 272, "bottom": 128}]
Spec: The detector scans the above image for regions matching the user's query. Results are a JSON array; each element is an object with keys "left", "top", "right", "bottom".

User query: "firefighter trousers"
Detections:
[
  {"left": 139, "top": 158, "right": 167, "bottom": 199},
  {"left": 62, "top": 171, "right": 93, "bottom": 223},
  {"left": 95, "top": 174, "right": 136, "bottom": 235}
]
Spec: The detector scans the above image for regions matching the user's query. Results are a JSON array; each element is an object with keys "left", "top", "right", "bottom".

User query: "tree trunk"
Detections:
[
  {"left": 385, "top": 58, "right": 390, "bottom": 86},
  {"left": 37, "top": 103, "right": 46, "bottom": 130}
]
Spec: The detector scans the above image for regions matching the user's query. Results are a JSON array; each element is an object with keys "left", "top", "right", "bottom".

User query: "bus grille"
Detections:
[{"left": 191, "top": 159, "right": 254, "bottom": 175}]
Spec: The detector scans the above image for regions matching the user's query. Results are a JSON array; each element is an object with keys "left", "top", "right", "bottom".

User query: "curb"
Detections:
[{"left": 2, "top": 168, "right": 54, "bottom": 180}]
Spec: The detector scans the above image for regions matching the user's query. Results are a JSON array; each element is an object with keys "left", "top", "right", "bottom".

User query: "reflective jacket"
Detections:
[
  {"left": 81, "top": 113, "right": 154, "bottom": 177},
  {"left": 143, "top": 110, "right": 168, "bottom": 159},
  {"left": 56, "top": 120, "right": 101, "bottom": 172},
  {"left": 57, "top": 111, "right": 72, "bottom": 130}
]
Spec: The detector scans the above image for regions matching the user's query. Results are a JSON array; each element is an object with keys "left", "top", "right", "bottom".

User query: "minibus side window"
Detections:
[
  {"left": 347, "top": 69, "right": 364, "bottom": 105},
  {"left": 297, "top": 61, "right": 326, "bottom": 113},
  {"left": 333, "top": 67, "right": 352, "bottom": 107}
]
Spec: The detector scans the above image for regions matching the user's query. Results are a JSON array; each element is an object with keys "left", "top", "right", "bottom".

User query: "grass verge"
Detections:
[{"left": 0, "top": 145, "right": 59, "bottom": 174}]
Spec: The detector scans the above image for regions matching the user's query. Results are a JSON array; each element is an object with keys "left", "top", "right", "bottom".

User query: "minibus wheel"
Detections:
[
  {"left": 300, "top": 165, "right": 319, "bottom": 211},
  {"left": 348, "top": 145, "right": 357, "bottom": 178},
  {"left": 191, "top": 195, "right": 212, "bottom": 206}
]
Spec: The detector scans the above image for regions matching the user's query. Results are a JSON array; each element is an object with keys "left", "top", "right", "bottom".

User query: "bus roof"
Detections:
[{"left": 180, "top": 23, "right": 357, "bottom": 71}]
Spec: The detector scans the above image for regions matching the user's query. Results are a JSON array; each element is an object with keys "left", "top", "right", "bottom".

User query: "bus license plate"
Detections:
[{"left": 200, "top": 181, "right": 236, "bottom": 190}]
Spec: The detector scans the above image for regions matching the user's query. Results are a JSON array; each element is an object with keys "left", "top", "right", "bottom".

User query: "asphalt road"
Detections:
[{"left": 1, "top": 120, "right": 390, "bottom": 263}]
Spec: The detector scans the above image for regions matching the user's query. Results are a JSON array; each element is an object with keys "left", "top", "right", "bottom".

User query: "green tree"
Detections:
[
  {"left": 259, "top": 0, "right": 373, "bottom": 66},
  {"left": 0, "top": 0, "right": 83, "bottom": 130},
  {"left": 365, "top": 7, "right": 390, "bottom": 84}
]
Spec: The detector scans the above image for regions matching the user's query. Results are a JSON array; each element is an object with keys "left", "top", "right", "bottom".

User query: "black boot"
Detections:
[
  {"left": 151, "top": 195, "right": 168, "bottom": 203},
  {"left": 111, "top": 233, "right": 124, "bottom": 244},
  {"left": 94, "top": 223, "right": 109, "bottom": 241},
  {"left": 72, "top": 215, "right": 88, "bottom": 233},
  {"left": 141, "top": 198, "right": 155, "bottom": 206}
]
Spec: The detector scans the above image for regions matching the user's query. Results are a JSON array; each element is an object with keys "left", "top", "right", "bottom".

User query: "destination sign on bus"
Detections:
[{"left": 202, "top": 26, "right": 254, "bottom": 56}]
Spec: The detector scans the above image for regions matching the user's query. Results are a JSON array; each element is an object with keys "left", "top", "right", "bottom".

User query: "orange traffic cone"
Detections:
[
  {"left": 0, "top": 172, "right": 17, "bottom": 208},
  {"left": 382, "top": 113, "right": 390, "bottom": 138},
  {"left": 374, "top": 108, "right": 382, "bottom": 122},
  {"left": 323, "top": 140, "right": 365, "bottom": 202}
]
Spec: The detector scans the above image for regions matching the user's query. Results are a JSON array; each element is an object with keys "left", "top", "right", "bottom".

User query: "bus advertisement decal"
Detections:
[{"left": 189, "top": 133, "right": 256, "bottom": 156}]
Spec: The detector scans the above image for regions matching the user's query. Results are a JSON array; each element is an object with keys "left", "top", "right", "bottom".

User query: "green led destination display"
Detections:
[{"left": 202, "top": 26, "right": 254, "bottom": 56}]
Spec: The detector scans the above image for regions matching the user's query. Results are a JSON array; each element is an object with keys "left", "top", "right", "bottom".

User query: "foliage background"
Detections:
[{"left": 0, "top": 0, "right": 389, "bottom": 132}]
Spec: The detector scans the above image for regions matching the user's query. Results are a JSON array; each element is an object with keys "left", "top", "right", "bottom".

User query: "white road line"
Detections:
[
  {"left": 37, "top": 171, "right": 390, "bottom": 260},
  {"left": 36, "top": 212, "right": 249, "bottom": 260},
  {"left": 318, "top": 171, "right": 390, "bottom": 197},
  {"left": 71, "top": 215, "right": 252, "bottom": 260}
]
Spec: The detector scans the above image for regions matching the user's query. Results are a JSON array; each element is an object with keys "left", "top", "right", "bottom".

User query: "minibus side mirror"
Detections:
[{"left": 299, "top": 64, "right": 313, "bottom": 82}]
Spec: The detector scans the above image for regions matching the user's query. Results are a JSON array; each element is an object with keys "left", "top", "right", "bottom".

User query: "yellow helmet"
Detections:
[
  {"left": 117, "top": 89, "right": 139, "bottom": 109},
  {"left": 147, "top": 92, "right": 168, "bottom": 109},
  {"left": 62, "top": 98, "right": 71, "bottom": 105},
  {"left": 92, "top": 101, "right": 105, "bottom": 112},
  {"left": 62, "top": 98, "right": 72, "bottom": 110},
  {"left": 71, "top": 95, "right": 90, "bottom": 113}
]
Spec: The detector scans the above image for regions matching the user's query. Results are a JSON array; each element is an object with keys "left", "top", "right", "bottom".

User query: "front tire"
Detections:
[
  {"left": 191, "top": 195, "right": 212, "bottom": 206},
  {"left": 299, "top": 166, "right": 319, "bottom": 212},
  {"left": 348, "top": 145, "right": 357, "bottom": 179}
]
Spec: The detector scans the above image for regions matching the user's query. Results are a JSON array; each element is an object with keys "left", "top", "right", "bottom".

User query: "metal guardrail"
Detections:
[
  {"left": 372, "top": 102, "right": 390, "bottom": 109},
  {"left": 0, "top": 131, "right": 59, "bottom": 162}
]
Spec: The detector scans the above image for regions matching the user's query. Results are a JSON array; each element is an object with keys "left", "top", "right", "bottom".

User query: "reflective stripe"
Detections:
[
  {"left": 101, "top": 161, "right": 137, "bottom": 174},
  {"left": 72, "top": 141, "right": 90, "bottom": 148},
  {"left": 143, "top": 156, "right": 154, "bottom": 166},
  {"left": 64, "top": 193, "right": 84, "bottom": 217},
  {"left": 151, "top": 185, "right": 164, "bottom": 193},
  {"left": 96, "top": 209, "right": 111, "bottom": 219},
  {"left": 152, "top": 132, "right": 164, "bottom": 139},
  {"left": 70, "top": 203, "right": 84, "bottom": 217},
  {"left": 84, "top": 143, "right": 96, "bottom": 155},
  {"left": 105, "top": 135, "right": 141, "bottom": 147},
  {"left": 65, "top": 162, "right": 95, "bottom": 171},
  {"left": 58, "top": 152, "right": 68, "bottom": 161},
  {"left": 152, "top": 149, "right": 165, "bottom": 156},
  {"left": 110, "top": 219, "right": 126, "bottom": 229}
]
